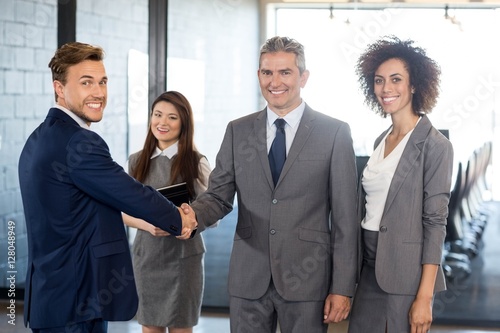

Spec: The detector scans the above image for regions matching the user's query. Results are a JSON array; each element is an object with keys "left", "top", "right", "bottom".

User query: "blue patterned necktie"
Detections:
[{"left": 269, "top": 118, "right": 286, "bottom": 186}]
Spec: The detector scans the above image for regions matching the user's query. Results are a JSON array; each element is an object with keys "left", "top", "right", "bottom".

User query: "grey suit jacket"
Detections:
[
  {"left": 191, "top": 104, "right": 359, "bottom": 301},
  {"left": 358, "top": 115, "right": 453, "bottom": 295}
]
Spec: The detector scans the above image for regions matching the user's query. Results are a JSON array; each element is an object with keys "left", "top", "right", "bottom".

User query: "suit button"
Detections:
[
  {"left": 272, "top": 199, "right": 278, "bottom": 204},
  {"left": 270, "top": 229, "right": 276, "bottom": 235},
  {"left": 379, "top": 226, "right": 387, "bottom": 233}
]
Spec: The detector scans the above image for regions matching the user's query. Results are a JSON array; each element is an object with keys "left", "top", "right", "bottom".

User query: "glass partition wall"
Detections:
[{"left": 272, "top": 5, "right": 500, "bottom": 199}]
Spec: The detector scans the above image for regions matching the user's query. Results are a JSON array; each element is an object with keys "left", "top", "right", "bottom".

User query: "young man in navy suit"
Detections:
[{"left": 18, "top": 42, "right": 197, "bottom": 333}]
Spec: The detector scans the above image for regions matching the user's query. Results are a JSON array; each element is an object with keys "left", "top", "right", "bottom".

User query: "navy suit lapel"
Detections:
[
  {"left": 383, "top": 115, "right": 432, "bottom": 214},
  {"left": 47, "top": 107, "right": 79, "bottom": 126}
]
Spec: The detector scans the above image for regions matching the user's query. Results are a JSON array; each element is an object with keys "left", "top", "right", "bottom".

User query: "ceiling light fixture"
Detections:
[{"left": 444, "top": 4, "right": 463, "bottom": 31}]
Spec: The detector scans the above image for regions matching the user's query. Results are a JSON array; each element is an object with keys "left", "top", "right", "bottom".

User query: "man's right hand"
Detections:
[{"left": 176, "top": 203, "right": 197, "bottom": 240}]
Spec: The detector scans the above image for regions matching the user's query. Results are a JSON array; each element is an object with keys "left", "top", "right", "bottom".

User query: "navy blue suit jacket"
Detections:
[{"left": 18, "top": 108, "right": 183, "bottom": 329}]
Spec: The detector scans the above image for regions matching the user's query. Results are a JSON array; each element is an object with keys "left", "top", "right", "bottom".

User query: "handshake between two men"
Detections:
[{"left": 176, "top": 203, "right": 198, "bottom": 240}]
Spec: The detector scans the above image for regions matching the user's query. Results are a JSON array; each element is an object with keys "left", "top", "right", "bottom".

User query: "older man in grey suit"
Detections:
[{"left": 188, "top": 36, "right": 358, "bottom": 333}]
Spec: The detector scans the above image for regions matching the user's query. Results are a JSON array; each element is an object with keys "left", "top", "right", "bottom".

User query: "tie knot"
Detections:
[{"left": 274, "top": 118, "right": 286, "bottom": 130}]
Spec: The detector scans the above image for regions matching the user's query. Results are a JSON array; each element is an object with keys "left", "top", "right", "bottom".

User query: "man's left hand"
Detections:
[{"left": 323, "top": 294, "right": 351, "bottom": 324}]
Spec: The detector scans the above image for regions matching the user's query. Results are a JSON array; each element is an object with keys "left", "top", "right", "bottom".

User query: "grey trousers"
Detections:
[{"left": 229, "top": 280, "right": 328, "bottom": 333}]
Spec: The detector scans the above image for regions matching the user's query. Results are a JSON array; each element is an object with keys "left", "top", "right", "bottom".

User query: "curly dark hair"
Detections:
[{"left": 355, "top": 36, "right": 441, "bottom": 118}]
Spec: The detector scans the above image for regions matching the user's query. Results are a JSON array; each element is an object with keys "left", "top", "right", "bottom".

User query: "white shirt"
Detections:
[
  {"left": 54, "top": 105, "right": 91, "bottom": 129},
  {"left": 361, "top": 119, "right": 420, "bottom": 231},
  {"left": 266, "top": 100, "right": 305, "bottom": 155}
]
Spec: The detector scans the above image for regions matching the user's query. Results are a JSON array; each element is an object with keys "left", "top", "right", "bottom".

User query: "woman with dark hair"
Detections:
[
  {"left": 348, "top": 36, "right": 453, "bottom": 333},
  {"left": 123, "top": 91, "right": 210, "bottom": 333}
]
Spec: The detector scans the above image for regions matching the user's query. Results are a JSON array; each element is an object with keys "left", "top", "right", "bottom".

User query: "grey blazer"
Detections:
[
  {"left": 191, "top": 104, "right": 359, "bottom": 301},
  {"left": 358, "top": 115, "right": 453, "bottom": 295}
]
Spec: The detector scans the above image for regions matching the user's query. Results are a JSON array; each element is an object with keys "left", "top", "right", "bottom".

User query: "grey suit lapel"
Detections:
[
  {"left": 280, "top": 105, "right": 316, "bottom": 183},
  {"left": 383, "top": 115, "right": 432, "bottom": 214}
]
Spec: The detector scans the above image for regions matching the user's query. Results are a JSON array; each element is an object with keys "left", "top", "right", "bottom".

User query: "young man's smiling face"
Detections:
[{"left": 54, "top": 60, "right": 108, "bottom": 126}]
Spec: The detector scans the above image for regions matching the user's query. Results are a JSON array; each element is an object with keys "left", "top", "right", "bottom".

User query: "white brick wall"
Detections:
[
  {"left": 0, "top": 0, "right": 58, "bottom": 287},
  {"left": 0, "top": 0, "right": 151, "bottom": 289}
]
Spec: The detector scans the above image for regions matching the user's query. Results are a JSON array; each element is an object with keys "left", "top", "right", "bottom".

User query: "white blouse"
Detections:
[{"left": 361, "top": 121, "right": 419, "bottom": 231}]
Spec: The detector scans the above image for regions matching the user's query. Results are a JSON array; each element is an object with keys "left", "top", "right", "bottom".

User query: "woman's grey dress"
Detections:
[{"left": 129, "top": 153, "right": 206, "bottom": 328}]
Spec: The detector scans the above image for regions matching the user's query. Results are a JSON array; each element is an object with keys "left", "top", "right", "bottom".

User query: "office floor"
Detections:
[
  {"left": 106, "top": 314, "right": 500, "bottom": 333},
  {"left": 1, "top": 304, "right": 500, "bottom": 333},
  {"left": 1, "top": 308, "right": 499, "bottom": 333}
]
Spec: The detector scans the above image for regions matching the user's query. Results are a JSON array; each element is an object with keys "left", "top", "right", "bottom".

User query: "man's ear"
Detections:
[
  {"left": 53, "top": 80, "right": 64, "bottom": 100},
  {"left": 300, "top": 69, "right": 310, "bottom": 88}
]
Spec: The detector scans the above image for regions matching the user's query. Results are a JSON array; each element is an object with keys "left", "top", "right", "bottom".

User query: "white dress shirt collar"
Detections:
[
  {"left": 266, "top": 100, "right": 305, "bottom": 154},
  {"left": 54, "top": 105, "right": 91, "bottom": 129},
  {"left": 266, "top": 100, "right": 305, "bottom": 129},
  {"left": 150, "top": 141, "right": 179, "bottom": 159}
]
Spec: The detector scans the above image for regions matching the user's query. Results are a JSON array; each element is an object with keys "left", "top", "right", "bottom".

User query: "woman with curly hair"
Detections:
[{"left": 348, "top": 36, "right": 454, "bottom": 333}]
